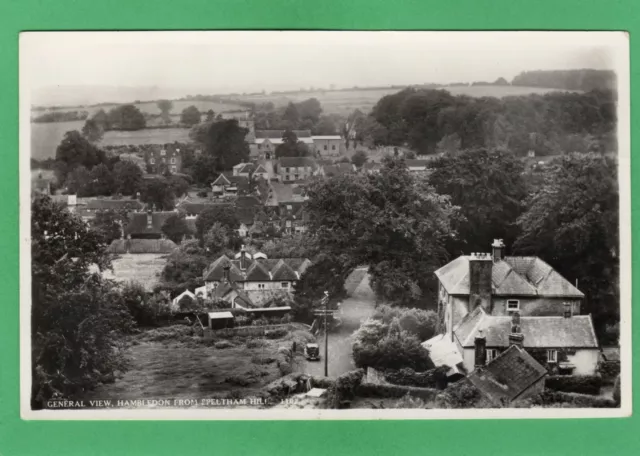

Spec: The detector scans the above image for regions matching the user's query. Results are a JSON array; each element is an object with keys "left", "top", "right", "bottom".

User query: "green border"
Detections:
[{"left": 1, "top": 0, "right": 637, "bottom": 455}]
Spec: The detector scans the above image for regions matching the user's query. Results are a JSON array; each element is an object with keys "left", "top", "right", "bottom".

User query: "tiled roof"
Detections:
[
  {"left": 106, "top": 239, "right": 177, "bottom": 254},
  {"left": 212, "top": 172, "right": 250, "bottom": 187},
  {"left": 435, "top": 256, "right": 584, "bottom": 298},
  {"left": 467, "top": 345, "right": 547, "bottom": 404},
  {"left": 84, "top": 198, "right": 144, "bottom": 211},
  {"left": 254, "top": 164, "right": 268, "bottom": 174},
  {"left": 204, "top": 254, "right": 310, "bottom": 283},
  {"left": 421, "top": 334, "right": 465, "bottom": 376},
  {"left": 124, "top": 211, "right": 176, "bottom": 236},
  {"left": 235, "top": 163, "right": 256, "bottom": 174},
  {"left": 454, "top": 307, "right": 599, "bottom": 349},
  {"left": 279, "top": 157, "right": 316, "bottom": 168}
]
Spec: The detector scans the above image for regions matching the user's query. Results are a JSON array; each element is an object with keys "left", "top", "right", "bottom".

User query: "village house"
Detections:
[
  {"left": 123, "top": 209, "right": 176, "bottom": 239},
  {"left": 404, "top": 159, "right": 430, "bottom": 173},
  {"left": 143, "top": 144, "right": 182, "bottom": 174},
  {"left": 276, "top": 157, "right": 317, "bottom": 183},
  {"left": 430, "top": 239, "right": 599, "bottom": 376},
  {"left": 465, "top": 335, "right": 548, "bottom": 405},
  {"left": 361, "top": 162, "right": 382, "bottom": 174},
  {"left": 251, "top": 130, "right": 314, "bottom": 159},
  {"left": 312, "top": 135, "right": 343, "bottom": 156},
  {"left": 50, "top": 194, "right": 79, "bottom": 213},
  {"left": 202, "top": 247, "right": 311, "bottom": 307},
  {"left": 210, "top": 172, "right": 251, "bottom": 198}
]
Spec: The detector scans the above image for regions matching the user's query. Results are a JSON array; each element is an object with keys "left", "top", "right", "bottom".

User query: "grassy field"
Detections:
[
  {"left": 32, "top": 99, "right": 243, "bottom": 119},
  {"left": 237, "top": 85, "right": 576, "bottom": 115},
  {"left": 103, "top": 254, "right": 170, "bottom": 291},
  {"left": 80, "top": 325, "right": 314, "bottom": 407},
  {"left": 30, "top": 122, "right": 193, "bottom": 160}
]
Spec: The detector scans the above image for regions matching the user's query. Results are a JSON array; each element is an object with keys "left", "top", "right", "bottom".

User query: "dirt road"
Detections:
[{"left": 301, "top": 269, "right": 376, "bottom": 378}]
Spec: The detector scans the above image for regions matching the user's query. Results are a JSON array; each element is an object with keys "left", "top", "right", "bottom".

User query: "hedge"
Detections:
[
  {"left": 533, "top": 391, "right": 616, "bottom": 408},
  {"left": 545, "top": 375, "right": 603, "bottom": 396},
  {"left": 383, "top": 366, "right": 449, "bottom": 390},
  {"left": 357, "top": 383, "right": 439, "bottom": 402},
  {"left": 326, "top": 369, "right": 365, "bottom": 409}
]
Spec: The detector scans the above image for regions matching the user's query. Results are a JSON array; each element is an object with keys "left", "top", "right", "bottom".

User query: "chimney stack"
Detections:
[
  {"left": 468, "top": 252, "right": 493, "bottom": 312},
  {"left": 146, "top": 209, "right": 153, "bottom": 228},
  {"left": 240, "top": 245, "right": 248, "bottom": 270},
  {"left": 563, "top": 302, "right": 572, "bottom": 318},
  {"left": 223, "top": 265, "right": 231, "bottom": 283},
  {"left": 491, "top": 239, "right": 505, "bottom": 262},
  {"left": 474, "top": 329, "right": 487, "bottom": 368},
  {"left": 508, "top": 311, "right": 524, "bottom": 348}
]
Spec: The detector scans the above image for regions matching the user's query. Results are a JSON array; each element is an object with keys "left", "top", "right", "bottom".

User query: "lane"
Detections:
[{"left": 300, "top": 270, "right": 376, "bottom": 378}]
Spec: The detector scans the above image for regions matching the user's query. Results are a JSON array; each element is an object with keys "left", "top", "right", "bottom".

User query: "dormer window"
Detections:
[
  {"left": 171, "top": 158, "right": 176, "bottom": 164},
  {"left": 160, "top": 150, "right": 166, "bottom": 156},
  {"left": 507, "top": 300, "right": 520, "bottom": 312},
  {"left": 150, "top": 158, "right": 155, "bottom": 164}
]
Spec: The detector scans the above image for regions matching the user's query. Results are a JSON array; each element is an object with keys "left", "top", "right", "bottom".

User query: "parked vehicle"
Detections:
[{"left": 305, "top": 343, "right": 320, "bottom": 361}]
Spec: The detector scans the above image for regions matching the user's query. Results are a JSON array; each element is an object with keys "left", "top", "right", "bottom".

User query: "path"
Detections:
[{"left": 301, "top": 268, "right": 376, "bottom": 378}]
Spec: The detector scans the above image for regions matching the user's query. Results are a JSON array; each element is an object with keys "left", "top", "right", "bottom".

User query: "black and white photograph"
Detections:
[{"left": 20, "top": 31, "right": 630, "bottom": 419}]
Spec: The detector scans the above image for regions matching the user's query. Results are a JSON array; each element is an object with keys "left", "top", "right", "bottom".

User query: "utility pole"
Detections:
[{"left": 323, "top": 290, "right": 329, "bottom": 377}]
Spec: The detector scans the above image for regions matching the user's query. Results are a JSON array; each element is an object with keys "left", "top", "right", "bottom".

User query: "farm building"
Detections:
[{"left": 207, "top": 311, "right": 235, "bottom": 330}]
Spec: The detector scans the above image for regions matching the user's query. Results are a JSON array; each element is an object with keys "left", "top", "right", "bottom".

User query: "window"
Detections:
[
  {"left": 324, "top": 145, "right": 328, "bottom": 150},
  {"left": 281, "top": 282, "right": 289, "bottom": 289},
  {"left": 160, "top": 149, "right": 166, "bottom": 156},
  {"left": 258, "top": 283, "right": 265, "bottom": 290},
  {"left": 507, "top": 300, "right": 520, "bottom": 311},
  {"left": 547, "top": 349, "right": 558, "bottom": 363},
  {"left": 294, "top": 174, "right": 299, "bottom": 180},
  {"left": 150, "top": 158, "right": 155, "bottom": 164},
  {"left": 486, "top": 349, "right": 498, "bottom": 364},
  {"left": 171, "top": 166, "right": 177, "bottom": 173},
  {"left": 170, "top": 158, "right": 176, "bottom": 164},
  {"left": 332, "top": 145, "right": 336, "bottom": 150}
]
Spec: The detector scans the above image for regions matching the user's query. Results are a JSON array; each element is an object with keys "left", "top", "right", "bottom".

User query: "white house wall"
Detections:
[{"left": 566, "top": 349, "right": 600, "bottom": 375}]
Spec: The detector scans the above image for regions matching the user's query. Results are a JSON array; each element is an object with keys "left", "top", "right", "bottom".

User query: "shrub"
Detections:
[
  {"left": 277, "top": 360, "right": 293, "bottom": 376},
  {"left": 214, "top": 340, "right": 234, "bottom": 349},
  {"left": 545, "top": 375, "right": 603, "bottom": 396},
  {"left": 326, "top": 369, "right": 365, "bottom": 409},
  {"left": 252, "top": 355, "right": 276, "bottom": 365},
  {"left": 435, "top": 380, "right": 484, "bottom": 409},
  {"left": 598, "top": 361, "right": 621, "bottom": 381},
  {"left": 246, "top": 338, "right": 267, "bottom": 348},
  {"left": 225, "top": 375, "right": 253, "bottom": 387},
  {"left": 383, "top": 366, "right": 449, "bottom": 389},
  {"left": 265, "top": 328, "right": 288, "bottom": 339}
]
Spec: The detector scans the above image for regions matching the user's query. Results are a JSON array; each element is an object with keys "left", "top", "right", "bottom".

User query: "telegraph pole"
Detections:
[{"left": 323, "top": 290, "right": 329, "bottom": 377}]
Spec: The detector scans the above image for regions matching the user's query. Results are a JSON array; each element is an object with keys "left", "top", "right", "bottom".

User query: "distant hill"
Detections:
[{"left": 511, "top": 69, "right": 616, "bottom": 92}]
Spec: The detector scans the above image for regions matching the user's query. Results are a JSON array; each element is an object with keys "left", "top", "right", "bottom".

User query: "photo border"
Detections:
[{"left": 1, "top": 1, "right": 638, "bottom": 455}]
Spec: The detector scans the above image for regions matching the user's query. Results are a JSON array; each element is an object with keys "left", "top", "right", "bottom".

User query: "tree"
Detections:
[
  {"left": 282, "top": 102, "right": 300, "bottom": 128},
  {"left": 92, "top": 209, "right": 127, "bottom": 244},
  {"left": 304, "top": 157, "right": 458, "bottom": 308},
  {"left": 275, "top": 129, "right": 311, "bottom": 158},
  {"left": 88, "top": 163, "right": 115, "bottom": 196},
  {"left": 195, "top": 205, "right": 240, "bottom": 241},
  {"left": 351, "top": 150, "right": 369, "bottom": 168},
  {"left": 313, "top": 115, "right": 338, "bottom": 135},
  {"left": 31, "top": 195, "right": 133, "bottom": 408},
  {"left": 205, "top": 109, "right": 215, "bottom": 122},
  {"left": 161, "top": 214, "right": 191, "bottom": 244},
  {"left": 55, "top": 130, "right": 105, "bottom": 181},
  {"left": 107, "top": 104, "right": 146, "bottom": 130},
  {"left": 140, "top": 177, "right": 176, "bottom": 210},
  {"left": 513, "top": 153, "right": 618, "bottom": 339},
  {"left": 82, "top": 119, "right": 104, "bottom": 143},
  {"left": 161, "top": 241, "right": 209, "bottom": 293},
  {"left": 190, "top": 119, "right": 250, "bottom": 171},
  {"left": 204, "top": 223, "right": 230, "bottom": 255},
  {"left": 157, "top": 99, "right": 174, "bottom": 123},
  {"left": 92, "top": 109, "right": 111, "bottom": 131},
  {"left": 297, "top": 98, "right": 323, "bottom": 126},
  {"left": 64, "top": 165, "right": 92, "bottom": 196},
  {"left": 180, "top": 105, "right": 202, "bottom": 126},
  {"left": 168, "top": 175, "right": 189, "bottom": 198},
  {"left": 113, "top": 160, "right": 143, "bottom": 196},
  {"left": 428, "top": 148, "right": 528, "bottom": 257}
]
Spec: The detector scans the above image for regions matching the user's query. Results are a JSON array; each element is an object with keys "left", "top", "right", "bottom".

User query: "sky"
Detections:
[{"left": 20, "top": 31, "right": 625, "bottom": 106}]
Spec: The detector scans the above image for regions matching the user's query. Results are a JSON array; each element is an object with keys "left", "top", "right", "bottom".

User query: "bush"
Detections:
[
  {"left": 246, "top": 338, "right": 267, "bottom": 348},
  {"left": 356, "top": 382, "right": 439, "bottom": 401},
  {"left": 373, "top": 305, "right": 437, "bottom": 341},
  {"left": 383, "top": 366, "right": 449, "bottom": 389},
  {"left": 214, "top": 340, "right": 234, "bottom": 349},
  {"left": 252, "top": 355, "right": 276, "bottom": 365},
  {"left": 598, "top": 361, "right": 621, "bottom": 381},
  {"left": 265, "top": 328, "right": 288, "bottom": 339},
  {"left": 545, "top": 375, "right": 603, "bottom": 396},
  {"left": 435, "top": 380, "right": 484, "bottom": 409},
  {"left": 277, "top": 360, "right": 293, "bottom": 376},
  {"left": 530, "top": 391, "right": 616, "bottom": 408},
  {"left": 326, "top": 369, "right": 365, "bottom": 409}
]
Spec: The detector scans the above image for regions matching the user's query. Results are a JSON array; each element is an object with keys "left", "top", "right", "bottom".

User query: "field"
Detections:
[
  {"left": 31, "top": 99, "right": 243, "bottom": 119},
  {"left": 30, "top": 122, "right": 193, "bottom": 160},
  {"left": 237, "top": 85, "right": 577, "bottom": 115},
  {"left": 102, "top": 254, "right": 170, "bottom": 291},
  {"left": 80, "top": 325, "right": 313, "bottom": 407}
]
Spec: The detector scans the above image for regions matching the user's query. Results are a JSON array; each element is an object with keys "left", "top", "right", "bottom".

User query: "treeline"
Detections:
[
  {"left": 253, "top": 97, "right": 343, "bottom": 135},
  {"left": 512, "top": 69, "right": 617, "bottom": 92},
  {"left": 352, "top": 87, "right": 616, "bottom": 155},
  {"left": 32, "top": 110, "right": 89, "bottom": 123}
]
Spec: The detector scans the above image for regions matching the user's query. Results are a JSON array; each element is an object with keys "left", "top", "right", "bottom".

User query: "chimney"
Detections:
[
  {"left": 223, "top": 265, "right": 231, "bottom": 283},
  {"left": 146, "top": 209, "right": 153, "bottom": 229},
  {"left": 563, "top": 302, "right": 572, "bottom": 318},
  {"left": 468, "top": 253, "right": 493, "bottom": 312},
  {"left": 491, "top": 239, "right": 505, "bottom": 262},
  {"left": 240, "top": 245, "right": 248, "bottom": 270},
  {"left": 508, "top": 311, "right": 524, "bottom": 348},
  {"left": 474, "top": 329, "right": 487, "bottom": 368}
]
